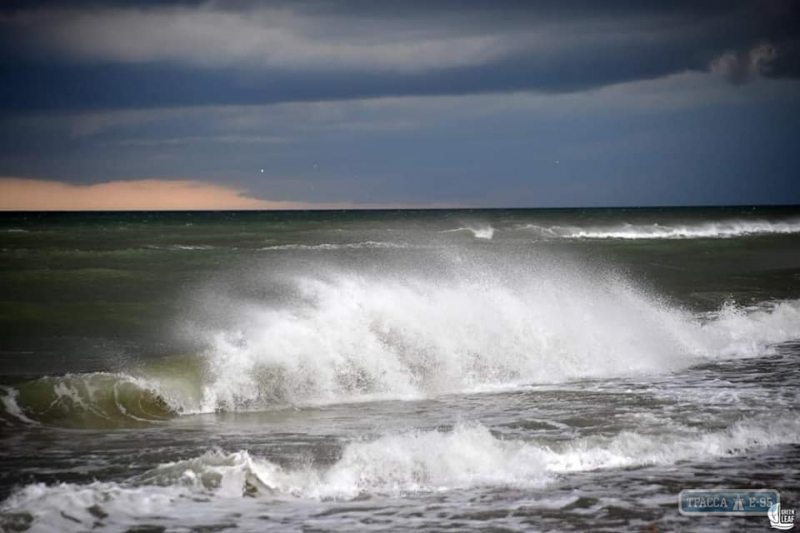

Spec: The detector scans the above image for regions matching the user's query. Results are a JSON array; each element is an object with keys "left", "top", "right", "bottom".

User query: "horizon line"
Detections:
[{"left": 2, "top": 203, "right": 799, "bottom": 214}]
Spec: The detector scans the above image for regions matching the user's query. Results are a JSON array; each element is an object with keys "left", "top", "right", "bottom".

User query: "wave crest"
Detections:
[
  {"left": 194, "top": 262, "right": 800, "bottom": 411},
  {"left": 520, "top": 218, "right": 800, "bottom": 240},
  {"left": 443, "top": 224, "right": 495, "bottom": 239},
  {"left": 0, "top": 373, "right": 193, "bottom": 428},
  {"left": 5, "top": 258, "right": 800, "bottom": 425}
]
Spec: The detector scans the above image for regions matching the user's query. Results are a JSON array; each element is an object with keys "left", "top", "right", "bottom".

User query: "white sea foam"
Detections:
[
  {"left": 539, "top": 413, "right": 800, "bottom": 472},
  {"left": 145, "top": 244, "right": 216, "bottom": 251},
  {"left": 444, "top": 224, "right": 495, "bottom": 239},
  {"left": 0, "top": 386, "right": 38, "bottom": 425},
  {"left": 0, "top": 482, "right": 188, "bottom": 532},
  {"left": 519, "top": 218, "right": 800, "bottom": 240},
  {"left": 260, "top": 241, "right": 410, "bottom": 251},
  {"left": 4, "top": 415, "right": 798, "bottom": 531},
  {"left": 170, "top": 244, "right": 216, "bottom": 250},
  {"left": 193, "top": 259, "right": 800, "bottom": 411}
]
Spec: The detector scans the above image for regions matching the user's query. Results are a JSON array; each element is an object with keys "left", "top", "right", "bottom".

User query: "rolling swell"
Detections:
[{"left": 0, "top": 373, "right": 185, "bottom": 428}]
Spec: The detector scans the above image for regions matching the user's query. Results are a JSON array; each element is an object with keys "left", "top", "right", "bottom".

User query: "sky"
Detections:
[{"left": 0, "top": 0, "right": 799, "bottom": 209}]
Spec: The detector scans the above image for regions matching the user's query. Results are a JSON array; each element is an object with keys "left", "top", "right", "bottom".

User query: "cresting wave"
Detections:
[
  {"left": 259, "top": 241, "right": 411, "bottom": 251},
  {"left": 3, "top": 256, "right": 800, "bottom": 427},
  {"left": 161, "top": 244, "right": 216, "bottom": 251},
  {"left": 3, "top": 414, "right": 799, "bottom": 531},
  {"left": 0, "top": 374, "right": 186, "bottom": 428},
  {"left": 518, "top": 218, "right": 800, "bottom": 239},
  {"left": 194, "top": 258, "right": 800, "bottom": 412},
  {"left": 443, "top": 224, "right": 495, "bottom": 239}
]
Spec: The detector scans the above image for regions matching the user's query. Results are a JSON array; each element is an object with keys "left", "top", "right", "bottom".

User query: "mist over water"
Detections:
[{"left": 1, "top": 207, "right": 799, "bottom": 531}]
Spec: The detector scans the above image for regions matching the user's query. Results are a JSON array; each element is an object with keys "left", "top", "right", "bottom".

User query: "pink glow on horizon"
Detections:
[{"left": 0, "top": 178, "right": 323, "bottom": 211}]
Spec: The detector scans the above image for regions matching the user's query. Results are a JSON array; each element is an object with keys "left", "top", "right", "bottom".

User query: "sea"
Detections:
[{"left": 0, "top": 206, "right": 799, "bottom": 532}]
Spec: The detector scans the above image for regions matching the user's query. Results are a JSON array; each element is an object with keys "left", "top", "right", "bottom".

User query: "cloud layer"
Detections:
[
  {"left": 1, "top": 1, "right": 797, "bottom": 111},
  {"left": 11, "top": 7, "right": 513, "bottom": 72},
  {"left": 0, "top": 1, "right": 798, "bottom": 208}
]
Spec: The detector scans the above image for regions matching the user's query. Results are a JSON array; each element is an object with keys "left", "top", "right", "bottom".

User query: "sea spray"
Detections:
[
  {"left": 3, "top": 253, "right": 800, "bottom": 426},
  {"left": 190, "top": 252, "right": 800, "bottom": 411},
  {"left": 0, "top": 259, "right": 800, "bottom": 427}
]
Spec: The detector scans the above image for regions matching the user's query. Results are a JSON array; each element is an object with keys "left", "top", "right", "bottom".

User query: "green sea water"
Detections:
[{"left": 1, "top": 207, "right": 799, "bottom": 531}]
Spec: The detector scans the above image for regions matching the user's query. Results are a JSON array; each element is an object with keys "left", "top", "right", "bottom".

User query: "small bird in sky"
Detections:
[{"left": 260, "top": 168, "right": 264, "bottom": 173}]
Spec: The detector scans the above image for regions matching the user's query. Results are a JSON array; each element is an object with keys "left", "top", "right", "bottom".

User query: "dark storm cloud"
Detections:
[
  {"left": 0, "top": 0, "right": 798, "bottom": 112},
  {"left": 0, "top": 45, "right": 705, "bottom": 112}
]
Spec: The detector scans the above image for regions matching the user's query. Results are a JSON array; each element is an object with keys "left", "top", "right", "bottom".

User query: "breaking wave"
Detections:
[
  {"left": 444, "top": 224, "right": 495, "bottom": 239},
  {"left": 3, "top": 414, "right": 798, "bottom": 530},
  {"left": 259, "top": 241, "right": 411, "bottom": 251},
  {"left": 3, "top": 290, "right": 800, "bottom": 426},
  {"left": 519, "top": 218, "right": 800, "bottom": 240},
  {"left": 3, "top": 253, "right": 800, "bottom": 427},
  {"left": 0, "top": 374, "right": 185, "bottom": 428},
  {"left": 193, "top": 260, "right": 800, "bottom": 412}
]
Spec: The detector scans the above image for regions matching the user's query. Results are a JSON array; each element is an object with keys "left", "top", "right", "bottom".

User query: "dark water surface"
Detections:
[{"left": 1, "top": 207, "right": 799, "bottom": 531}]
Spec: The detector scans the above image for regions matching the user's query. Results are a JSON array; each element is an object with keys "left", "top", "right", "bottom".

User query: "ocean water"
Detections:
[{"left": 0, "top": 206, "right": 799, "bottom": 532}]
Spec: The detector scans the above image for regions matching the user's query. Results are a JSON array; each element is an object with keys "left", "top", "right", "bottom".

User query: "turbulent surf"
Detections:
[{"left": 1, "top": 207, "right": 799, "bottom": 531}]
